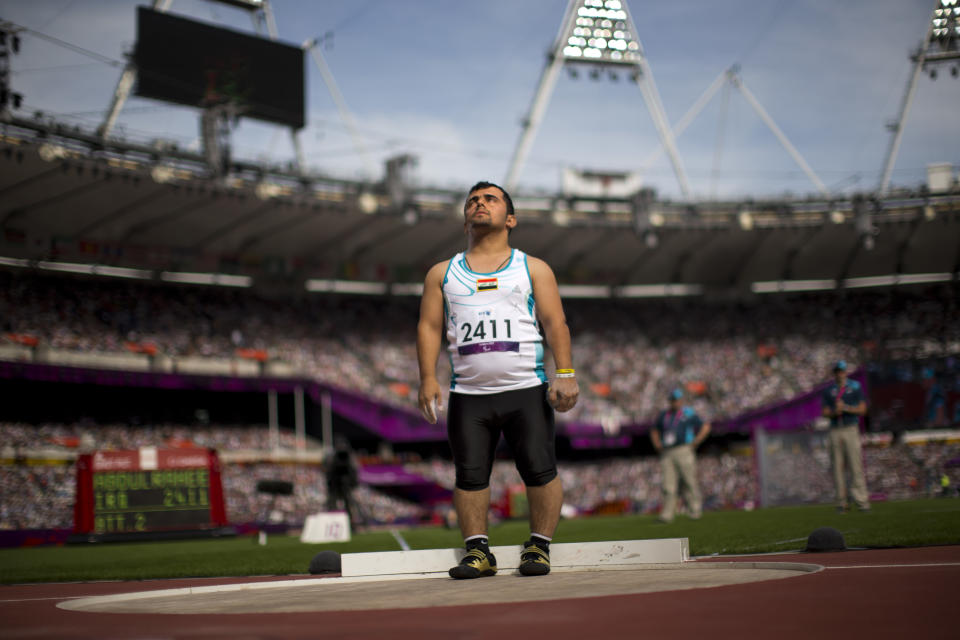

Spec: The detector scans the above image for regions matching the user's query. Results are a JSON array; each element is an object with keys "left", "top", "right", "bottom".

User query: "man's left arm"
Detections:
[
  {"left": 528, "top": 256, "right": 579, "bottom": 413},
  {"left": 846, "top": 384, "right": 867, "bottom": 416},
  {"left": 693, "top": 419, "right": 711, "bottom": 448}
]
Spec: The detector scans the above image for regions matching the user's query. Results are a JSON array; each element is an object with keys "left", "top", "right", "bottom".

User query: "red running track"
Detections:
[{"left": 0, "top": 546, "right": 957, "bottom": 639}]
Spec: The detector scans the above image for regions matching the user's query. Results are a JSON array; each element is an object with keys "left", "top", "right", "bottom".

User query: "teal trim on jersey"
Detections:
[
  {"left": 525, "top": 252, "right": 544, "bottom": 383},
  {"left": 448, "top": 254, "right": 478, "bottom": 293},
  {"left": 448, "top": 350, "right": 457, "bottom": 389},
  {"left": 535, "top": 343, "right": 546, "bottom": 383},
  {"left": 446, "top": 253, "right": 480, "bottom": 295},
  {"left": 441, "top": 257, "right": 454, "bottom": 287},
  {"left": 442, "top": 270, "right": 457, "bottom": 389}
]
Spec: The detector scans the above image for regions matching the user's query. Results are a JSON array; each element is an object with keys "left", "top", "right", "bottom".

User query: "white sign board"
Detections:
[{"left": 300, "top": 512, "right": 351, "bottom": 543}]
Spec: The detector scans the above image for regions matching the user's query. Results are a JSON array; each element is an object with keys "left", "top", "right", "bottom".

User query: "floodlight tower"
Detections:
[
  {"left": 505, "top": 0, "right": 691, "bottom": 199},
  {"left": 878, "top": 0, "right": 960, "bottom": 195}
]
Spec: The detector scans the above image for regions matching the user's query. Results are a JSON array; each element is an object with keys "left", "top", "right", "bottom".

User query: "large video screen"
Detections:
[{"left": 134, "top": 7, "right": 305, "bottom": 129}]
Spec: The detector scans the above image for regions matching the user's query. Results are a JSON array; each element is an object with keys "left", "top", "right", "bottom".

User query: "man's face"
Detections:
[
  {"left": 464, "top": 186, "right": 515, "bottom": 231},
  {"left": 669, "top": 397, "right": 681, "bottom": 411},
  {"left": 834, "top": 370, "right": 847, "bottom": 384}
]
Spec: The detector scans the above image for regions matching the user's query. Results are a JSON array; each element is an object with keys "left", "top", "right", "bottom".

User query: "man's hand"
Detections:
[
  {"left": 548, "top": 377, "right": 579, "bottom": 413},
  {"left": 419, "top": 377, "right": 443, "bottom": 424}
]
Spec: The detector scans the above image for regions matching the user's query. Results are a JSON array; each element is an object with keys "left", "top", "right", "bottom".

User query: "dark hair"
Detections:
[{"left": 466, "top": 181, "right": 514, "bottom": 216}]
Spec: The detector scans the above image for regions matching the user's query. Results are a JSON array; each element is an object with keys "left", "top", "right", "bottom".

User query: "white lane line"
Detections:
[
  {"left": 825, "top": 562, "right": 960, "bottom": 569},
  {"left": 390, "top": 528, "right": 411, "bottom": 551},
  {"left": 0, "top": 596, "right": 87, "bottom": 603}
]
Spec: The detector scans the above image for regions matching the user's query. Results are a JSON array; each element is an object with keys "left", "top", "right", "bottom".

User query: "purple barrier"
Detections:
[
  {"left": 0, "top": 360, "right": 447, "bottom": 442},
  {"left": 569, "top": 436, "right": 633, "bottom": 449},
  {"left": 359, "top": 464, "right": 452, "bottom": 504},
  {"left": 307, "top": 386, "right": 446, "bottom": 443},
  {"left": 0, "top": 360, "right": 863, "bottom": 442},
  {"left": 0, "top": 360, "right": 311, "bottom": 393},
  {"left": 0, "top": 528, "right": 72, "bottom": 548}
]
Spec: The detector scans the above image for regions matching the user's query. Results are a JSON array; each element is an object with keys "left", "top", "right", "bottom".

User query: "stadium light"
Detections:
[
  {"left": 751, "top": 279, "right": 837, "bottom": 294},
  {"left": 35, "top": 261, "right": 99, "bottom": 275},
  {"left": 254, "top": 181, "right": 285, "bottom": 201},
  {"left": 390, "top": 282, "right": 424, "bottom": 296},
  {"left": 565, "top": 1, "right": 639, "bottom": 66},
  {"left": 37, "top": 143, "right": 69, "bottom": 163},
  {"left": 0, "top": 256, "right": 30, "bottom": 268},
  {"left": 357, "top": 191, "right": 379, "bottom": 215},
  {"left": 615, "top": 283, "right": 703, "bottom": 298},
  {"left": 91, "top": 265, "right": 152, "bottom": 279},
  {"left": 31, "top": 260, "right": 151, "bottom": 280},
  {"left": 557, "top": 284, "right": 612, "bottom": 298},
  {"left": 161, "top": 271, "right": 252, "bottom": 287},
  {"left": 150, "top": 165, "right": 176, "bottom": 184},
  {"left": 843, "top": 272, "right": 953, "bottom": 289},
  {"left": 305, "top": 279, "right": 388, "bottom": 295}
]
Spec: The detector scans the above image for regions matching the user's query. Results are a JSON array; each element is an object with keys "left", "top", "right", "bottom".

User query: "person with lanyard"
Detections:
[
  {"left": 821, "top": 360, "right": 870, "bottom": 513},
  {"left": 417, "top": 181, "right": 579, "bottom": 579},
  {"left": 650, "top": 388, "right": 711, "bottom": 523}
]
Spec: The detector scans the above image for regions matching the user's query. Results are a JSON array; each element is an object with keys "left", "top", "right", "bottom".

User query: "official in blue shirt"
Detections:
[
  {"left": 820, "top": 360, "right": 870, "bottom": 512},
  {"left": 650, "top": 388, "right": 711, "bottom": 523}
]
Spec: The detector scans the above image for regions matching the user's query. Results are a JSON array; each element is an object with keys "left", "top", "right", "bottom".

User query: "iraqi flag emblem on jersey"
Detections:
[{"left": 477, "top": 277, "right": 498, "bottom": 291}]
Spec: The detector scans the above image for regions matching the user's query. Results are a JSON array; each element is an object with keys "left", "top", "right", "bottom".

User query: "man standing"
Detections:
[
  {"left": 325, "top": 437, "right": 361, "bottom": 528},
  {"left": 821, "top": 360, "right": 870, "bottom": 513},
  {"left": 650, "top": 389, "right": 711, "bottom": 523},
  {"left": 417, "top": 181, "right": 579, "bottom": 579}
]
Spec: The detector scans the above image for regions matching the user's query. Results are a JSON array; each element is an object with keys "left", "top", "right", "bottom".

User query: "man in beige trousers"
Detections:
[
  {"left": 650, "top": 389, "right": 711, "bottom": 523},
  {"left": 821, "top": 360, "right": 870, "bottom": 513}
]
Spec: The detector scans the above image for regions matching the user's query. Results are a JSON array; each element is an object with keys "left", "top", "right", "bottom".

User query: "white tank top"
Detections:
[{"left": 443, "top": 249, "right": 546, "bottom": 394}]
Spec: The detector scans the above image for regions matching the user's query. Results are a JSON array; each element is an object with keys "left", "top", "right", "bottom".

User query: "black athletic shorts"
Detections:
[{"left": 447, "top": 382, "right": 557, "bottom": 490}]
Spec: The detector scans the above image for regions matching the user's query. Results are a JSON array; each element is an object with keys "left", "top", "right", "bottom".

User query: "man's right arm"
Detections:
[
  {"left": 650, "top": 415, "right": 663, "bottom": 453},
  {"left": 417, "top": 261, "right": 448, "bottom": 424},
  {"left": 821, "top": 390, "right": 835, "bottom": 418}
]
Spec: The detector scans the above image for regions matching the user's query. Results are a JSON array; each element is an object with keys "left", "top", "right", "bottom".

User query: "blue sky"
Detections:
[{"left": 4, "top": 0, "right": 957, "bottom": 199}]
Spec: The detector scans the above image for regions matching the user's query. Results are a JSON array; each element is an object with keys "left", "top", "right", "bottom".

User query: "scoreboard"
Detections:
[{"left": 73, "top": 448, "right": 228, "bottom": 535}]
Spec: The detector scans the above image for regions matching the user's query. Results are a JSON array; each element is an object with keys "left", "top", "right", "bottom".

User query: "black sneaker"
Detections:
[
  {"left": 518, "top": 540, "right": 550, "bottom": 576},
  {"left": 449, "top": 548, "right": 497, "bottom": 579}
]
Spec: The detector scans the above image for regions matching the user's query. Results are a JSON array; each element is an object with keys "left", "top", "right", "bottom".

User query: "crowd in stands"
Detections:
[
  {"left": 2, "top": 271, "right": 957, "bottom": 426},
  {"left": 0, "top": 421, "right": 313, "bottom": 453},
  {"left": 2, "top": 421, "right": 959, "bottom": 531}
]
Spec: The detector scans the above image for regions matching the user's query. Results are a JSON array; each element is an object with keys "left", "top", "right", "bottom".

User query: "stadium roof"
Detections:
[{"left": 1, "top": 116, "right": 958, "bottom": 296}]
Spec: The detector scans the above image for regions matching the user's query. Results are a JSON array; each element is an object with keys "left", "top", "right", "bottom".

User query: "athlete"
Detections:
[
  {"left": 417, "top": 181, "right": 579, "bottom": 579},
  {"left": 821, "top": 360, "right": 870, "bottom": 513},
  {"left": 650, "top": 388, "right": 711, "bottom": 523}
]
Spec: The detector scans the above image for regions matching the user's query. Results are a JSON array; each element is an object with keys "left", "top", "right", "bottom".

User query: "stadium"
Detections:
[{"left": 0, "top": 0, "right": 958, "bottom": 638}]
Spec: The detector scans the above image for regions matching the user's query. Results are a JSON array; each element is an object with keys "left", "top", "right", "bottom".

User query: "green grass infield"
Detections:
[{"left": 2, "top": 499, "right": 959, "bottom": 584}]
